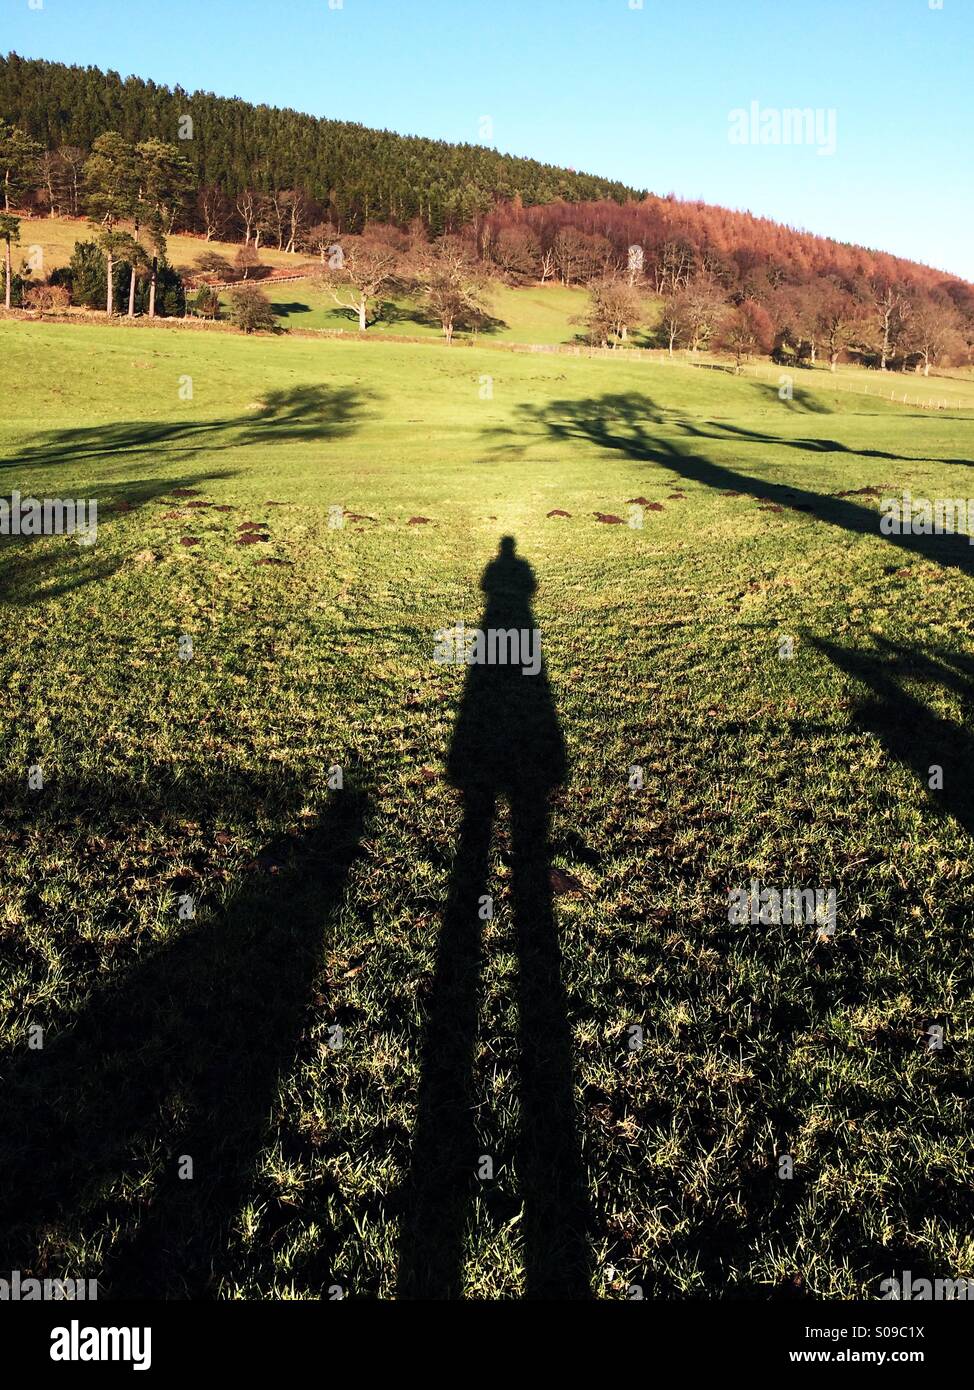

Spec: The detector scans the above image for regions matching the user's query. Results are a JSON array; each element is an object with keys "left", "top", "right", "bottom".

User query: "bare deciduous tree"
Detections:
[
  {"left": 872, "top": 280, "right": 910, "bottom": 371},
  {"left": 280, "top": 189, "right": 309, "bottom": 254},
  {"left": 682, "top": 272, "right": 726, "bottom": 353},
  {"left": 816, "top": 280, "right": 863, "bottom": 372},
  {"left": 715, "top": 299, "right": 774, "bottom": 372},
  {"left": 304, "top": 220, "right": 339, "bottom": 263},
  {"left": 411, "top": 234, "right": 488, "bottom": 342},
  {"left": 319, "top": 228, "right": 406, "bottom": 331},
  {"left": 583, "top": 277, "right": 643, "bottom": 347},
  {"left": 196, "top": 185, "right": 231, "bottom": 241},
  {"left": 903, "top": 295, "right": 960, "bottom": 376},
  {"left": 235, "top": 189, "right": 259, "bottom": 245}
]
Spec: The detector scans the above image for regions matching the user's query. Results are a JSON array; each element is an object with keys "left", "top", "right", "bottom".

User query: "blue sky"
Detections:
[{"left": 5, "top": 0, "right": 972, "bottom": 279}]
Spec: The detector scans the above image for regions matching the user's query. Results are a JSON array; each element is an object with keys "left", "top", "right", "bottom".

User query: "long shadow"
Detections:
[
  {"left": 397, "top": 537, "right": 591, "bottom": 1299},
  {"left": 2, "top": 384, "right": 375, "bottom": 471},
  {"left": 811, "top": 633, "right": 974, "bottom": 839},
  {"left": 1, "top": 383, "right": 375, "bottom": 606},
  {"left": 374, "top": 300, "right": 509, "bottom": 337},
  {"left": 0, "top": 471, "right": 234, "bottom": 607},
  {"left": 751, "top": 381, "right": 834, "bottom": 414},
  {"left": 502, "top": 391, "right": 974, "bottom": 576},
  {"left": 0, "top": 764, "right": 370, "bottom": 1297}
]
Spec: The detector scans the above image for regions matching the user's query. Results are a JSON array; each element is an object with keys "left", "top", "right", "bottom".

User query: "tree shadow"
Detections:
[
  {"left": 810, "top": 633, "right": 974, "bottom": 839},
  {"left": 500, "top": 391, "right": 974, "bottom": 576},
  {"left": 372, "top": 299, "right": 509, "bottom": 337},
  {"left": 750, "top": 381, "right": 834, "bottom": 414},
  {"left": 397, "top": 537, "right": 591, "bottom": 1299},
  {"left": 0, "top": 763, "right": 371, "bottom": 1298},
  {"left": 0, "top": 383, "right": 376, "bottom": 606},
  {"left": 3, "top": 384, "right": 376, "bottom": 472},
  {"left": 271, "top": 300, "right": 313, "bottom": 318},
  {"left": 0, "top": 471, "right": 234, "bottom": 607}
]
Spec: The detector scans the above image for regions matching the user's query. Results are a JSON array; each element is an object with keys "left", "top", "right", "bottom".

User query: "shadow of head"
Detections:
[{"left": 446, "top": 536, "right": 566, "bottom": 798}]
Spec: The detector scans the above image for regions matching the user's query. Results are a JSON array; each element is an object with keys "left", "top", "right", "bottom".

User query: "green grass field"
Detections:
[
  {"left": 2, "top": 317, "right": 973, "bottom": 1299},
  {"left": 256, "top": 279, "right": 594, "bottom": 344}
]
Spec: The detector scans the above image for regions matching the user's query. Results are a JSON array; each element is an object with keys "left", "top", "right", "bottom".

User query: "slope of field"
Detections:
[
  {"left": 246, "top": 278, "right": 593, "bottom": 343},
  {"left": 17, "top": 212, "right": 305, "bottom": 279},
  {"left": 1, "top": 320, "right": 973, "bottom": 1299},
  {"left": 20, "top": 215, "right": 593, "bottom": 342}
]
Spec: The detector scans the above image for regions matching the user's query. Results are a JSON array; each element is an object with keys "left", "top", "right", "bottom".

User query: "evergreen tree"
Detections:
[{"left": 84, "top": 132, "right": 138, "bottom": 314}]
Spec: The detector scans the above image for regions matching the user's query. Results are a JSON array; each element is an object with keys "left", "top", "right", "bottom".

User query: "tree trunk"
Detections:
[
  {"left": 106, "top": 253, "right": 114, "bottom": 316},
  {"left": 880, "top": 311, "right": 891, "bottom": 371},
  {"left": 830, "top": 352, "right": 838, "bottom": 373},
  {"left": 358, "top": 299, "right": 366, "bottom": 331},
  {"left": 128, "top": 213, "right": 140, "bottom": 317},
  {"left": 4, "top": 238, "right": 11, "bottom": 309},
  {"left": 148, "top": 256, "right": 158, "bottom": 319}
]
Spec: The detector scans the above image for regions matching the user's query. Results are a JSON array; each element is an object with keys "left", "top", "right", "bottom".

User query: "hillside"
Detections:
[
  {"left": 0, "top": 52, "right": 642, "bottom": 233},
  {"left": 3, "top": 54, "right": 972, "bottom": 373}
]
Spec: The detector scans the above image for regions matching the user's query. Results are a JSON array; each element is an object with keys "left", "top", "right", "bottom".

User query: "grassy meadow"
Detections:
[
  {"left": 18, "top": 213, "right": 593, "bottom": 342},
  {"left": 1, "top": 316, "right": 973, "bottom": 1299},
  {"left": 19, "top": 211, "right": 307, "bottom": 277},
  {"left": 255, "top": 279, "right": 594, "bottom": 343}
]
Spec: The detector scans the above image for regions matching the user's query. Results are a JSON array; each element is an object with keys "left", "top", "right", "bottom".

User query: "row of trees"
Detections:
[
  {"left": 2, "top": 83, "right": 971, "bottom": 369},
  {"left": 0, "top": 126, "right": 194, "bottom": 316},
  {"left": 5, "top": 218, "right": 489, "bottom": 342},
  {"left": 479, "top": 200, "right": 974, "bottom": 372},
  {"left": 305, "top": 225, "right": 487, "bottom": 340},
  {"left": 579, "top": 269, "right": 967, "bottom": 375},
  {"left": 192, "top": 227, "right": 489, "bottom": 339},
  {"left": 651, "top": 270, "right": 969, "bottom": 374}
]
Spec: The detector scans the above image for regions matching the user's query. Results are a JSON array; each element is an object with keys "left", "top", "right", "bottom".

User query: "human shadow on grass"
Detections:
[
  {"left": 0, "top": 766, "right": 370, "bottom": 1298},
  {"left": 397, "top": 537, "right": 591, "bottom": 1299},
  {"left": 2, "top": 384, "right": 375, "bottom": 471},
  {"left": 501, "top": 391, "right": 974, "bottom": 576}
]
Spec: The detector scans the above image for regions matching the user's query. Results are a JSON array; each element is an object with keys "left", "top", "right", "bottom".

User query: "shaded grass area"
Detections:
[{"left": 1, "top": 321, "right": 973, "bottom": 1298}]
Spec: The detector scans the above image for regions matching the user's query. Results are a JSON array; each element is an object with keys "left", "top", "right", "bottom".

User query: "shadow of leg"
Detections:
[
  {"left": 397, "top": 787, "right": 495, "bottom": 1299},
  {"left": 0, "top": 782, "right": 370, "bottom": 1299},
  {"left": 510, "top": 791, "right": 591, "bottom": 1299}
]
